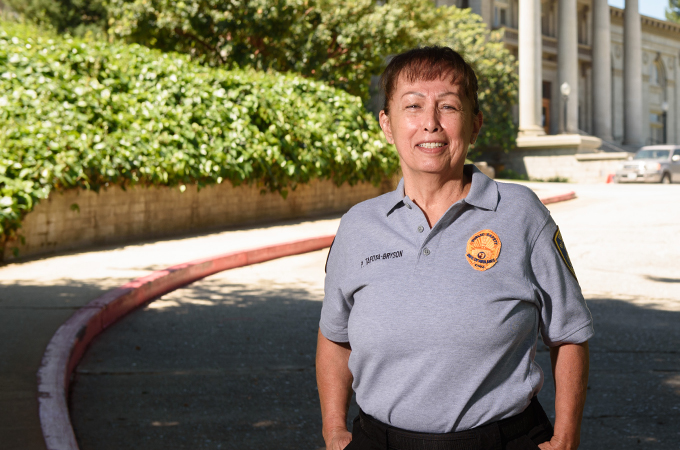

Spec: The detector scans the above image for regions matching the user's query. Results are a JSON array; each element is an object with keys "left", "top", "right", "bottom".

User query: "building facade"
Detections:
[
  {"left": 438, "top": 0, "right": 680, "bottom": 181},
  {"left": 440, "top": 0, "right": 680, "bottom": 147}
]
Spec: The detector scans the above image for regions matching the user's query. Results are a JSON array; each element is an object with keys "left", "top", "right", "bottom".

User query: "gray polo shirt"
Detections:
[{"left": 320, "top": 165, "right": 593, "bottom": 433}]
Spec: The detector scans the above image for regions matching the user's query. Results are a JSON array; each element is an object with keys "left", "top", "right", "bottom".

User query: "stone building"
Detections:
[{"left": 439, "top": 0, "right": 680, "bottom": 181}]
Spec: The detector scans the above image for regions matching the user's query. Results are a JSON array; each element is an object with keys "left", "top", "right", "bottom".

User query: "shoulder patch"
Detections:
[
  {"left": 553, "top": 228, "right": 577, "bottom": 280},
  {"left": 466, "top": 229, "right": 501, "bottom": 271}
]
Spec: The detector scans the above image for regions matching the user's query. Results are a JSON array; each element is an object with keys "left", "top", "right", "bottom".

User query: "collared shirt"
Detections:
[{"left": 320, "top": 165, "right": 594, "bottom": 433}]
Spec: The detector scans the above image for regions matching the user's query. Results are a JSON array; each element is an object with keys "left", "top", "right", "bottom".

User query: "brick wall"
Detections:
[{"left": 2, "top": 177, "right": 400, "bottom": 261}]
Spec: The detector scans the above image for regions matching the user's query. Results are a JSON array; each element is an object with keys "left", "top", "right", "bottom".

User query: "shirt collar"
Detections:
[
  {"left": 385, "top": 164, "right": 499, "bottom": 216},
  {"left": 463, "top": 164, "right": 499, "bottom": 211}
]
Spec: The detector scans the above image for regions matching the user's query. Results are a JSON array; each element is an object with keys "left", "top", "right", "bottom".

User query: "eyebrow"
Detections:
[{"left": 401, "top": 91, "right": 460, "bottom": 99}]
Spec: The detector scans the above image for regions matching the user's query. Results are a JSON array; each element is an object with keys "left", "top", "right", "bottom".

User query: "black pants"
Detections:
[{"left": 344, "top": 397, "right": 554, "bottom": 450}]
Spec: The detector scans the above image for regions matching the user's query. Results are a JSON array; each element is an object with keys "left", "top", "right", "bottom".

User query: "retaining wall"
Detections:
[
  {"left": 511, "top": 151, "right": 630, "bottom": 183},
  {"left": 3, "top": 177, "right": 398, "bottom": 261},
  {"left": 481, "top": 148, "right": 631, "bottom": 183}
]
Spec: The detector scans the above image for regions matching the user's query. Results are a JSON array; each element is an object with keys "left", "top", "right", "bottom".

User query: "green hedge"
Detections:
[{"left": 0, "top": 21, "right": 398, "bottom": 247}]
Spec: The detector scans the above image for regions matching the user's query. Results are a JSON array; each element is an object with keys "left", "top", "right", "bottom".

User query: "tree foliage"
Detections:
[
  {"left": 106, "top": 0, "right": 518, "bottom": 154},
  {"left": 667, "top": 0, "right": 680, "bottom": 23},
  {"left": 107, "top": 0, "right": 429, "bottom": 100},
  {"left": 0, "top": 21, "right": 397, "bottom": 248},
  {"left": 3, "top": 0, "right": 107, "bottom": 36},
  {"left": 438, "top": 10, "right": 518, "bottom": 154}
]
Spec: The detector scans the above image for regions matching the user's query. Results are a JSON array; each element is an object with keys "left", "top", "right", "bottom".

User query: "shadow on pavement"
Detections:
[
  {"left": 643, "top": 275, "right": 680, "bottom": 284},
  {"left": 69, "top": 281, "right": 679, "bottom": 450},
  {"left": 70, "top": 278, "right": 338, "bottom": 450},
  {"left": 0, "top": 279, "right": 124, "bottom": 450},
  {"left": 538, "top": 297, "right": 680, "bottom": 450}
]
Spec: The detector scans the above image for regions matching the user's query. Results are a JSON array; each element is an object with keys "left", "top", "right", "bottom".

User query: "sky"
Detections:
[{"left": 608, "top": 0, "right": 669, "bottom": 21}]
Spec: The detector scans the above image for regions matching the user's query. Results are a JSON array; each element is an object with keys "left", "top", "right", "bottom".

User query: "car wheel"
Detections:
[{"left": 661, "top": 173, "right": 671, "bottom": 184}]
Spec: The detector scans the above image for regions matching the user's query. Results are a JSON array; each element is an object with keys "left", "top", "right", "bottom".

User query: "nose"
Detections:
[{"left": 423, "top": 106, "right": 441, "bottom": 133}]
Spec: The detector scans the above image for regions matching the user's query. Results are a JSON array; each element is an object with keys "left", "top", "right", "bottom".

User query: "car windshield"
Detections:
[{"left": 634, "top": 149, "right": 670, "bottom": 160}]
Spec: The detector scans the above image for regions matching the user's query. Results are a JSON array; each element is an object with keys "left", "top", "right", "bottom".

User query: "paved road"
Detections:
[
  {"left": 68, "top": 182, "right": 680, "bottom": 450},
  {"left": 0, "top": 217, "right": 341, "bottom": 450}
]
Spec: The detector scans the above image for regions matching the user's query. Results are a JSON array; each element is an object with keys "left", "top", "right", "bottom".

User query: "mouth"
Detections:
[{"left": 417, "top": 142, "right": 447, "bottom": 149}]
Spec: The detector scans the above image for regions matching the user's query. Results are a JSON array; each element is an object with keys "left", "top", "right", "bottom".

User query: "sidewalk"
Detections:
[{"left": 0, "top": 183, "right": 577, "bottom": 450}]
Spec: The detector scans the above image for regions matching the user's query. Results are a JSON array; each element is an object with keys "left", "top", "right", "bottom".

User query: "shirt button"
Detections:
[
  {"left": 423, "top": 248, "right": 431, "bottom": 256},
  {"left": 417, "top": 225, "right": 424, "bottom": 233}
]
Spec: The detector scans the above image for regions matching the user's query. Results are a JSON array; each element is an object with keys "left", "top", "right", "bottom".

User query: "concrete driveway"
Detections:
[{"left": 67, "top": 182, "right": 680, "bottom": 450}]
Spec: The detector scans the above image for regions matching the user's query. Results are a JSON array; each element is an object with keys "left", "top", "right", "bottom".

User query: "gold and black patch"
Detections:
[
  {"left": 466, "top": 229, "right": 501, "bottom": 271},
  {"left": 553, "top": 228, "right": 577, "bottom": 280}
]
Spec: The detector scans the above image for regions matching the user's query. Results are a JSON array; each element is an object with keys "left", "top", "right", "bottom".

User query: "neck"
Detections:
[{"left": 403, "top": 167, "right": 471, "bottom": 227}]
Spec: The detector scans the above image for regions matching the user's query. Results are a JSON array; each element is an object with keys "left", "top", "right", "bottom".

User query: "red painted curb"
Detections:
[
  {"left": 540, "top": 191, "right": 576, "bottom": 205},
  {"left": 36, "top": 235, "right": 335, "bottom": 450}
]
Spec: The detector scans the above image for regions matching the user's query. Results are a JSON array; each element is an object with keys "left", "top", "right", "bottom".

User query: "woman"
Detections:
[{"left": 317, "top": 47, "right": 592, "bottom": 450}]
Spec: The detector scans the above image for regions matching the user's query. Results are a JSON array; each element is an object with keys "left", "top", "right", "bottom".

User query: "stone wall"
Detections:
[
  {"left": 481, "top": 147, "right": 631, "bottom": 183},
  {"left": 506, "top": 150, "right": 630, "bottom": 183},
  {"left": 2, "top": 177, "right": 399, "bottom": 261}
]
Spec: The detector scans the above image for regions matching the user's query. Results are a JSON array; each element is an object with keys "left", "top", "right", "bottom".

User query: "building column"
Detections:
[
  {"left": 518, "top": 0, "right": 545, "bottom": 136},
  {"left": 592, "top": 0, "right": 613, "bottom": 141},
  {"left": 558, "top": 0, "right": 579, "bottom": 134},
  {"left": 624, "top": 0, "right": 643, "bottom": 146}
]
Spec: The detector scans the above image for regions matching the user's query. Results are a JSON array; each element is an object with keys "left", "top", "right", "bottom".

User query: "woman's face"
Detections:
[{"left": 379, "top": 74, "right": 483, "bottom": 180}]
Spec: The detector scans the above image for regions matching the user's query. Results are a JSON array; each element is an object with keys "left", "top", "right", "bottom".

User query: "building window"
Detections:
[
  {"left": 495, "top": 6, "right": 508, "bottom": 27},
  {"left": 649, "top": 112, "right": 665, "bottom": 144},
  {"left": 494, "top": 1, "right": 509, "bottom": 28},
  {"left": 541, "top": 1, "right": 555, "bottom": 37},
  {"left": 578, "top": 8, "right": 589, "bottom": 45}
]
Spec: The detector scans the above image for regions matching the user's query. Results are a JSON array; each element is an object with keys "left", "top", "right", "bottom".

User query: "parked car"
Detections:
[{"left": 615, "top": 145, "right": 680, "bottom": 183}]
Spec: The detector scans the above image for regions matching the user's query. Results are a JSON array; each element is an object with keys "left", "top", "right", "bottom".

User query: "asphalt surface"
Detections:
[
  {"left": 2, "top": 182, "right": 679, "bottom": 450},
  {"left": 68, "top": 182, "right": 680, "bottom": 450},
  {"left": 0, "top": 217, "right": 341, "bottom": 450}
]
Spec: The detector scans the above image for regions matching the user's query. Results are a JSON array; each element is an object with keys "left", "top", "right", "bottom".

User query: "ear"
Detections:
[
  {"left": 379, "top": 110, "right": 395, "bottom": 145},
  {"left": 470, "top": 110, "right": 484, "bottom": 144}
]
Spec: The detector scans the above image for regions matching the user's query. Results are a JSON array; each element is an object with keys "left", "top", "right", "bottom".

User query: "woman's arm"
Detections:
[
  {"left": 539, "top": 341, "right": 590, "bottom": 450},
  {"left": 316, "top": 329, "right": 354, "bottom": 450}
]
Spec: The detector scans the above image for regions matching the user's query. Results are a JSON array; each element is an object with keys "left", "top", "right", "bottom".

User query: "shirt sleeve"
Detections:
[
  {"left": 319, "top": 217, "right": 354, "bottom": 343},
  {"left": 529, "top": 215, "right": 594, "bottom": 347}
]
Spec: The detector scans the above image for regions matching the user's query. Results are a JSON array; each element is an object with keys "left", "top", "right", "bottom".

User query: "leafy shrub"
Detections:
[
  {"left": 0, "top": 21, "right": 397, "bottom": 247},
  {"left": 8, "top": 0, "right": 519, "bottom": 158},
  {"left": 545, "top": 176, "right": 570, "bottom": 183},
  {"left": 497, "top": 169, "right": 529, "bottom": 181}
]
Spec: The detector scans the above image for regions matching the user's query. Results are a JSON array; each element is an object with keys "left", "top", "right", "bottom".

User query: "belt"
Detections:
[{"left": 358, "top": 397, "right": 550, "bottom": 450}]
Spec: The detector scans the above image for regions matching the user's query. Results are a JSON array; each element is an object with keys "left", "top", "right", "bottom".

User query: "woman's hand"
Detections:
[
  {"left": 325, "top": 428, "right": 352, "bottom": 450},
  {"left": 538, "top": 435, "right": 577, "bottom": 450}
]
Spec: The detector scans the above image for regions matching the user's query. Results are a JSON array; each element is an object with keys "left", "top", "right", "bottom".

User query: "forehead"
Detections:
[{"left": 393, "top": 74, "right": 465, "bottom": 97}]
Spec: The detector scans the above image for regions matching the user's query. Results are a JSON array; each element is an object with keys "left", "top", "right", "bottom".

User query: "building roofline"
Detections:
[{"left": 610, "top": 6, "right": 680, "bottom": 35}]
